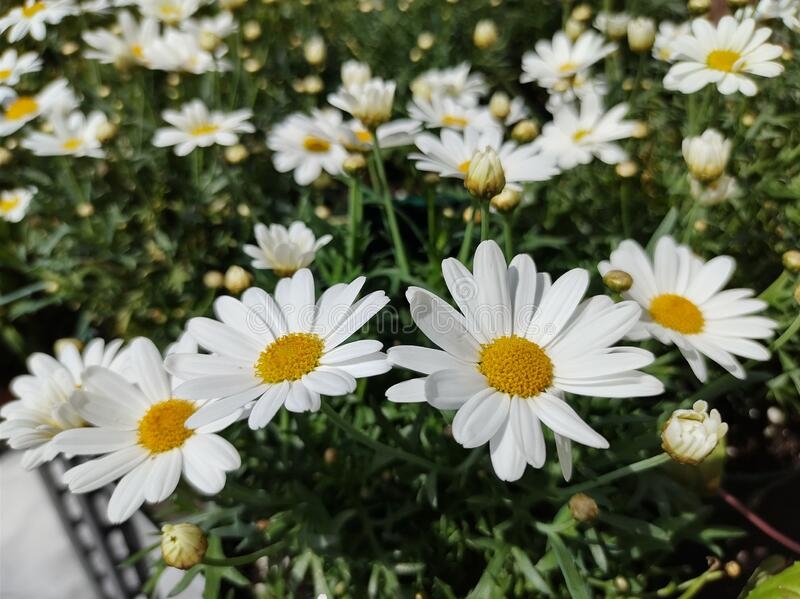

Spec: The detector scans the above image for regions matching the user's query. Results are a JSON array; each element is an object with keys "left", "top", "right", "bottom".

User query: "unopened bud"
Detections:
[
  {"left": 161, "top": 523, "right": 207, "bottom": 570},
  {"left": 782, "top": 249, "right": 800, "bottom": 272},
  {"left": 627, "top": 17, "right": 655, "bottom": 53},
  {"left": 603, "top": 269, "right": 633, "bottom": 293},
  {"left": 219, "top": 0, "right": 246, "bottom": 9},
  {"left": 568, "top": 493, "right": 599, "bottom": 523},
  {"left": 243, "top": 20, "right": 261, "bottom": 41},
  {"left": 0, "top": 147, "right": 12, "bottom": 166},
  {"left": 324, "top": 448, "right": 337, "bottom": 464},
  {"left": 343, "top": 153, "right": 367, "bottom": 175},
  {"left": 571, "top": 4, "right": 592, "bottom": 21},
  {"left": 464, "top": 147, "right": 505, "bottom": 200},
  {"left": 224, "top": 265, "right": 252, "bottom": 294},
  {"left": 95, "top": 121, "right": 117, "bottom": 142},
  {"left": 417, "top": 31, "right": 435, "bottom": 50},
  {"left": 203, "top": 270, "right": 224, "bottom": 289},
  {"left": 564, "top": 18, "right": 586, "bottom": 41},
  {"left": 794, "top": 282, "right": 800, "bottom": 305},
  {"left": 490, "top": 187, "right": 521, "bottom": 213},
  {"left": 511, "top": 119, "right": 538, "bottom": 143},
  {"left": 688, "top": 0, "right": 710, "bottom": 14},
  {"left": 473, "top": 19, "right": 498, "bottom": 49},
  {"left": 632, "top": 121, "right": 649, "bottom": 139},
  {"left": 662, "top": 400, "right": 728, "bottom": 465},
  {"left": 303, "top": 35, "right": 326, "bottom": 66},
  {"left": 199, "top": 31, "right": 220, "bottom": 51},
  {"left": 55, "top": 337, "right": 83, "bottom": 356},
  {"left": 489, "top": 91, "right": 511, "bottom": 120},
  {"left": 725, "top": 561, "right": 741, "bottom": 578},
  {"left": 76, "top": 202, "right": 95, "bottom": 217},
  {"left": 224, "top": 144, "right": 249, "bottom": 164},
  {"left": 615, "top": 161, "right": 638, "bottom": 178}
]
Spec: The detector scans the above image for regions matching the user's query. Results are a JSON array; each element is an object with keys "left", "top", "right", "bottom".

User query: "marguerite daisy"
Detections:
[
  {"left": 53, "top": 338, "right": 241, "bottom": 523},
  {"left": 664, "top": 16, "right": 783, "bottom": 96},
  {"left": 22, "top": 110, "right": 109, "bottom": 158},
  {"left": 164, "top": 270, "right": 390, "bottom": 430},
  {"left": 82, "top": 11, "right": 158, "bottom": 67},
  {"left": 534, "top": 94, "right": 635, "bottom": 170},
  {"left": 752, "top": 0, "right": 800, "bottom": 32},
  {"left": 410, "top": 62, "right": 487, "bottom": 106},
  {"left": 339, "top": 119, "right": 421, "bottom": 152},
  {"left": 341, "top": 60, "right": 371, "bottom": 91},
  {"left": 0, "top": 186, "right": 35, "bottom": 222},
  {"left": 243, "top": 221, "right": 332, "bottom": 277},
  {"left": 143, "top": 28, "right": 223, "bottom": 73},
  {"left": 407, "top": 95, "right": 496, "bottom": 132},
  {"left": 0, "top": 49, "right": 42, "bottom": 88},
  {"left": 136, "top": 0, "right": 201, "bottom": 24},
  {"left": 0, "top": 0, "right": 78, "bottom": 42},
  {"left": 328, "top": 77, "right": 395, "bottom": 129},
  {"left": 598, "top": 236, "right": 779, "bottom": 382},
  {"left": 0, "top": 78, "right": 76, "bottom": 136},
  {"left": 652, "top": 21, "right": 691, "bottom": 62},
  {"left": 152, "top": 99, "right": 254, "bottom": 156},
  {"left": 386, "top": 241, "right": 663, "bottom": 481}
]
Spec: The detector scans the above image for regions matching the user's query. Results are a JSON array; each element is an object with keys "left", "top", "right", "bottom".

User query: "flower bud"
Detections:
[
  {"left": 302, "top": 74, "right": 323, "bottom": 94},
  {"left": 303, "top": 35, "right": 326, "bottom": 66},
  {"left": 682, "top": 129, "right": 731, "bottom": 182},
  {"left": 464, "top": 147, "right": 505, "bottom": 200},
  {"left": 689, "top": 174, "right": 739, "bottom": 206},
  {"left": 615, "top": 160, "right": 638, "bottom": 178},
  {"left": 627, "top": 17, "right": 655, "bottom": 53},
  {"left": 794, "top": 282, "right": 800, "bottom": 305},
  {"left": 489, "top": 91, "right": 511, "bottom": 121},
  {"left": 632, "top": 121, "right": 649, "bottom": 139},
  {"left": 688, "top": 0, "right": 710, "bottom": 14},
  {"left": 726, "top": 0, "right": 749, "bottom": 7},
  {"left": 203, "top": 270, "right": 224, "bottom": 289},
  {"left": 343, "top": 152, "right": 367, "bottom": 175},
  {"left": 243, "top": 20, "right": 261, "bottom": 41},
  {"left": 595, "top": 11, "right": 629, "bottom": 40},
  {"left": 490, "top": 187, "right": 521, "bottom": 213},
  {"left": 161, "top": 523, "right": 207, "bottom": 570},
  {"left": 782, "top": 249, "right": 800, "bottom": 272},
  {"left": 350, "top": 78, "right": 395, "bottom": 129},
  {"left": 95, "top": 121, "right": 117, "bottom": 142},
  {"left": 0, "top": 147, "right": 12, "bottom": 166},
  {"left": 76, "top": 202, "right": 95, "bottom": 217},
  {"left": 511, "top": 119, "right": 539, "bottom": 143},
  {"left": 603, "top": 269, "right": 633, "bottom": 293},
  {"left": 571, "top": 4, "right": 592, "bottom": 21},
  {"left": 224, "top": 265, "right": 252, "bottom": 294},
  {"left": 568, "top": 493, "right": 599, "bottom": 523},
  {"left": 662, "top": 400, "right": 728, "bottom": 465},
  {"left": 224, "top": 144, "right": 249, "bottom": 164},
  {"left": 564, "top": 18, "right": 586, "bottom": 41},
  {"left": 55, "top": 338, "right": 83, "bottom": 356},
  {"left": 417, "top": 31, "right": 435, "bottom": 51},
  {"left": 341, "top": 60, "right": 371, "bottom": 90},
  {"left": 473, "top": 19, "right": 498, "bottom": 49},
  {"left": 219, "top": 0, "right": 246, "bottom": 9}
]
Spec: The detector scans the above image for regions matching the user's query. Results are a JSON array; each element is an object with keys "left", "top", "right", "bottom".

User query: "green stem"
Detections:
[
  {"left": 676, "top": 571, "right": 725, "bottom": 599},
  {"left": 201, "top": 541, "right": 287, "bottom": 567},
  {"left": 621, "top": 182, "right": 631, "bottom": 238},
  {"left": 758, "top": 270, "right": 790, "bottom": 303},
  {"left": 371, "top": 138, "right": 409, "bottom": 275},
  {"left": 480, "top": 202, "right": 489, "bottom": 242},
  {"left": 458, "top": 197, "right": 479, "bottom": 264},
  {"left": 426, "top": 185, "right": 437, "bottom": 262},
  {"left": 772, "top": 311, "right": 800, "bottom": 352},
  {"left": 346, "top": 176, "right": 361, "bottom": 271},
  {"left": 503, "top": 215, "right": 513, "bottom": 260},
  {"left": 320, "top": 402, "right": 436, "bottom": 471},
  {"left": 61, "top": 158, "right": 87, "bottom": 204},
  {"left": 556, "top": 453, "right": 671, "bottom": 497}
]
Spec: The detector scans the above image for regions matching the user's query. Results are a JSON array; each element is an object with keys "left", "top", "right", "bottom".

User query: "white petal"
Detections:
[
  {"left": 406, "top": 287, "right": 480, "bottom": 362},
  {"left": 511, "top": 398, "right": 546, "bottom": 468},
  {"left": 54, "top": 428, "right": 137, "bottom": 456},
  {"left": 387, "top": 345, "right": 470, "bottom": 374},
  {"left": 143, "top": 449, "right": 183, "bottom": 503},
  {"left": 530, "top": 393, "right": 608, "bottom": 448},
  {"left": 489, "top": 418, "right": 527, "bottom": 482},
  {"left": 185, "top": 384, "right": 267, "bottom": 428},
  {"left": 451, "top": 389, "right": 510, "bottom": 449},
  {"left": 386, "top": 378, "right": 427, "bottom": 403},
  {"left": 63, "top": 445, "right": 148, "bottom": 493},
  {"left": 425, "top": 367, "right": 488, "bottom": 410},
  {"left": 301, "top": 367, "right": 356, "bottom": 396},
  {"left": 107, "top": 460, "right": 153, "bottom": 523},
  {"left": 247, "top": 381, "right": 290, "bottom": 429},
  {"left": 129, "top": 338, "right": 171, "bottom": 404}
]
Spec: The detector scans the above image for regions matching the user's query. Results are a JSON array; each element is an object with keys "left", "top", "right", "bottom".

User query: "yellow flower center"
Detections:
[
  {"left": 190, "top": 123, "right": 219, "bottom": 137},
  {"left": 22, "top": 1, "right": 46, "bottom": 18},
  {"left": 158, "top": 4, "right": 181, "bottom": 20},
  {"left": 441, "top": 114, "right": 468, "bottom": 128},
  {"left": 0, "top": 196, "right": 20, "bottom": 213},
  {"left": 649, "top": 293, "right": 705, "bottom": 334},
  {"left": 573, "top": 128, "right": 591, "bottom": 142},
  {"left": 706, "top": 49, "right": 741, "bottom": 73},
  {"left": 0, "top": 69, "right": 12, "bottom": 81},
  {"left": 558, "top": 61, "right": 578, "bottom": 73},
  {"left": 137, "top": 399, "right": 196, "bottom": 453},
  {"left": 458, "top": 159, "right": 471, "bottom": 174},
  {"left": 4, "top": 96, "right": 38, "bottom": 121},
  {"left": 62, "top": 138, "right": 82, "bottom": 151},
  {"left": 478, "top": 335, "right": 554, "bottom": 398},
  {"left": 131, "top": 44, "right": 144, "bottom": 58},
  {"left": 303, "top": 136, "right": 331, "bottom": 153},
  {"left": 254, "top": 333, "right": 325, "bottom": 384},
  {"left": 355, "top": 129, "right": 372, "bottom": 143}
]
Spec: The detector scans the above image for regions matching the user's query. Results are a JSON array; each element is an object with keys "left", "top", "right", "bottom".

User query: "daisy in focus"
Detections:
[
  {"left": 0, "top": 78, "right": 76, "bottom": 136},
  {"left": 664, "top": 16, "right": 783, "bottom": 96},
  {"left": 410, "top": 62, "right": 487, "bottom": 106},
  {"left": 22, "top": 110, "right": 109, "bottom": 158},
  {"left": 328, "top": 77, "right": 396, "bottom": 130},
  {"left": 0, "top": 49, "right": 42, "bottom": 88},
  {"left": 0, "top": 0, "right": 78, "bottom": 42},
  {"left": 243, "top": 221, "right": 333, "bottom": 277},
  {"left": 165, "top": 270, "right": 390, "bottom": 430},
  {"left": 599, "top": 236, "right": 778, "bottom": 382},
  {"left": 520, "top": 30, "right": 616, "bottom": 93},
  {"left": 0, "top": 337, "right": 126, "bottom": 469},
  {"left": 267, "top": 109, "right": 347, "bottom": 185},
  {"left": 534, "top": 94, "right": 635, "bottom": 170},
  {"left": 0, "top": 186, "right": 35, "bottom": 222},
  {"left": 386, "top": 240, "right": 663, "bottom": 481},
  {"left": 53, "top": 338, "right": 241, "bottom": 523},
  {"left": 153, "top": 99, "right": 254, "bottom": 156},
  {"left": 82, "top": 11, "right": 159, "bottom": 67}
]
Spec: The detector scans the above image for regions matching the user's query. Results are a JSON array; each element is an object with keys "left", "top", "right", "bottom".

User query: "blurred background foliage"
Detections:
[{"left": 1, "top": 0, "right": 799, "bottom": 596}]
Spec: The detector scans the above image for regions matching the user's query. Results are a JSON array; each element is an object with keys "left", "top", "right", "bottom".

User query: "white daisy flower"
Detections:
[
  {"left": 664, "top": 16, "right": 784, "bottom": 96},
  {"left": 328, "top": 77, "right": 395, "bottom": 129},
  {"left": 598, "top": 236, "right": 779, "bottom": 382},
  {"left": 689, "top": 173, "right": 740, "bottom": 206},
  {"left": 411, "top": 126, "right": 559, "bottom": 189},
  {"left": 386, "top": 240, "right": 663, "bottom": 481},
  {"left": 180, "top": 11, "right": 236, "bottom": 49},
  {"left": 0, "top": 185, "right": 35, "bottom": 222},
  {"left": 534, "top": 94, "right": 635, "bottom": 170},
  {"left": 410, "top": 62, "right": 487, "bottom": 106},
  {"left": 594, "top": 11, "right": 630, "bottom": 39},
  {"left": 661, "top": 400, "right": 728, "bottom": 465},
  {"left": 53, "top": 338, "right": 241, "bottom": 523},
  {"left": 267, "top": 109, "right": 347, "bottom": 186},
  {"left": 152, "top": 99, "right": 254, "bottom": 156},
  {"left": 544, "top": 72, "right": 608, "bottom": 113},
  {"left": 0, "top": 78, "right": 77, "bottom": 137},
  {"left": 136, "top": 0, "right": 201, "bottom": 24},
  {"left": 82, "top": 11, "right": 159, "bottom": 67},
  {"left": 682, "top": 128, "right": 731, "bottom": 182},
  {"left": 164, "top": 270, "right": 391, "bottom": 430},
  {"left": 653, "top": 21, "right": 691, "bottom": 62},
  {"left": 0, "top": 0, "right": 78, "bottom": 42},
  {"left": 520, "top": 30, "right": 616, "bottom": 93},
  {"left": 751, "top": 0, "right": 800, "bottom": 32},
  {"left": 407, "top": 94, "right": 497, "bottom": 132},
  {"left": 341, "top": 60, "right": 371, "bottom": 91},
  {"left": 22, "top": 110, "right": 109, "bottom": 158},
  {"left": 499, "top": 96, "right": 529, "bottom": 127},
  {"left": 0, "top": 338, "right": 127, "bottom": 469},
  {"left": 143, "top": 28, "right": 223, "bottom": 74},
  {"left": 339, "top": 118, "right": 421, "bottom": 152},
  {"left": 0, "top": 49, "right": 42, "bottom": 88},
  {"left": 243, "top": 221, "right": 332, "bottom": 277}
]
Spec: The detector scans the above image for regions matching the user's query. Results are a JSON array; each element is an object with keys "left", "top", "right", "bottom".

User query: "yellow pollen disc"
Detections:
[
  {"left": 355, "top": 129, "right": 373, "bottom": 143},
  {"left": 559, "top": 61, "right": 578, "bottom": 73},
  {"left": 0, "top": 69, "right": 11, "bottom": 81},
  {"left": 649, "top": 293, "right": 704, "bottom": 334},
  {"left": 478, "top": 335, "right": 554, "bottom": 398},
  {"left": 303, "top": 135, "right": 331, "bottom": 153},
  {"left": 572, "top": 128, "right": 591, "bottom": 142},
  {"left": 4, "top": 96, "right": 38, "bottom": 121},
  {"left": 706, "top": 49, "right": 741, "bottom": 72},
  {"left": 137, "top": 399, "right": 195, "bottom": 453},
  {"left": 190, "top": 123, "right": 219, "bottom": 136},
  {"left": 22, "top": 2, "right": 46, "bottom": 17},
  {"left": 159, "top": 4, "right": 180, "bottom": 19},
  {"left": 131, "top": 44, "right": 144, "bottom": 58},
  {"left": 458, "top": 159, "right": 470, "bottom": 174},
  {"left": 0, "top": 197, "right": 20, "bottom": 213},
  {"left": 441, "top": 114, "right": 468, "bottom": 128},
  {"left": 255, "top": 333, "right": 325, "bottom": 384},
  {"left": 62, "top": 138, "right": 82, "bottom": 151}
]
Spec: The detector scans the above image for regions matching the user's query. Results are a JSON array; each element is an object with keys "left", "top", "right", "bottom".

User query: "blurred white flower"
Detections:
[
  {"left": 328, "top": 77, "right": 396, "bottom": 129},
  {"left": 652, "top": 21, "right": 690, "bottom": 62},
  {"left": 627, "top": 17, "right": 656, "bottom": 52},
  {"left": 662, "top": 400, "right": 728, "bottom": 465},
  {"left": 0, "top": 78, "right": 77, "bottom": 136},
  {"left": 340, "top": 118, "right": 421, "bottom": 152},
  {"left": 0, "top": 0, "right": 78, "bottom": 42},
  {"left": 690, "top": 173, "right": 741, "bottom": 206},
  {"left": 136, "top": 0, "right": 201, "bottom": 24},
  {"left": 520, "top": 30, "right": 616, "bottom": 93},
  {"left": 751, "top": 0, "right": 800, "bottom": 32},
  {"left": 243, "top": 221, "right": 332, "bottom": 277},
  {"left": 664, "top": 16, "right": 783, "bottom": 96},
  {"left": 410, "top": 62, "right": 487, "bottom": 105},
  {"left": 23, "top": 110, "right": 109, "bottom": 158},
  {"left": 594, "top": 11, "right": 630, "bottom": 39},
  {"left": 535, "top": 94, "right": 635, "bottom": 170},
  {"left": 267, "top": 109, "right": 347, "bottom": 185},
  {"left": 0, "top": 186, "right": 35, "bottom": 222},
  {"left": 180, "top": 11, "right": 236, "bottom": 50},
  {"left": 407, "top": 94, "right": 496, "bottom": 132},
  {"left": 0, "top": 48, "right": 42, "bottom": 88},
  {"left": 682, "top": 129, "right": 731, "bottom": 182},
  {"left": 83, "top": 11, "right": 159, "bottom": 66},
  {"left": 153, "top": 99, "right": 254, "bottom": 156},
  {"left": 599, "top": 236, "right": 779, "bottom": 381},
  {"left": 143, "top": 28, "right": 224, "bottom": 73},
  {"left": 341, "top": 60, "right": 371, "bottom": 91}
]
